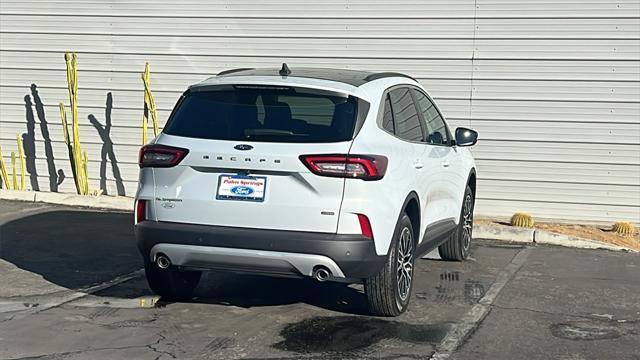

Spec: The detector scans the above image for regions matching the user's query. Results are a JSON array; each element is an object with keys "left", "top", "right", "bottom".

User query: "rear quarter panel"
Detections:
[{"left": 338, "top": 85, "right": 421, "bottom": 256}]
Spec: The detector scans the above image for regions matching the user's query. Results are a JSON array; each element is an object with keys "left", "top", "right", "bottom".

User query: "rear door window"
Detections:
[
  {"left": 381, "top": 94, "right": 395, "bottom": 133},
  {"left": 388, "top": 87, "right": 424, "bottom": 142},
  {"left": 164, "top": 86, "right": 361, "bottom": 143}
]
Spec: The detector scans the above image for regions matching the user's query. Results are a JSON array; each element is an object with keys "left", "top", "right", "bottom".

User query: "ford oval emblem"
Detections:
[
  {"left": 231, "top": 186, "right": 254, "bottom": 195},
  {"left": 161, "top": 202, "right": 175, "bottom": 209},
  {"left": 234, "top": 144, "right": 253, "bottom": 151}
]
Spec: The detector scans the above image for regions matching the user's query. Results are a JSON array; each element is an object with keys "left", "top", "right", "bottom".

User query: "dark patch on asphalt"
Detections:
[
  {"left": 432, "top": 271, "right": 460, "bottom": 304},
  {"left": 441, "top": 271, "right": 460, "bottom": 281},
  {"left": 550, "top": 319, "right": 638, "bottom": 341},
  {"left": 414, "top": 270, "right": 487, "bottom": 305},
  {"left": 245, "top": 354, "right": 426, "bottom": 360},
  {"left": 273, "top": 316, "right": 449, "bottom": 355},
  {"left": 245, "top": 355, "right": 426, "bottom": 360}
]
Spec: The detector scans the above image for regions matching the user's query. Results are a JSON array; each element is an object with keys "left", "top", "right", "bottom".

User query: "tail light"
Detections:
[
  {"left": 299, "top": 154, "right": 388, "bottom": 180},
  {"left": 139, "top": 144, "right": 189, "bottom": 168},
  {"left": 357, "top": 214, "right": 374, "bottom": 240},
  {"left": 135, "top": 199, "right": 147, "bottom": 223}
]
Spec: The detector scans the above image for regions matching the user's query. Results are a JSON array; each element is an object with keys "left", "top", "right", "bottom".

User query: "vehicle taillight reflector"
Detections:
[
  {"left": 139, "top": 144, "right": 189, "bottom": 168},
  {"left": 357, "top": 213, "right": 374, "bottom": 240},
  {"left": 299, "top": 154, "right": 388, "bottom": 180},
  {"left": 136, "top": 199, "right": 147, "bottom": 223}
]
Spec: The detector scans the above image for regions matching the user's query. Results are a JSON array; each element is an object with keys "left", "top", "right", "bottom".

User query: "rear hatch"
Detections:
[{"left": 147, "top": 84, "right": 366, "bottom": 233}]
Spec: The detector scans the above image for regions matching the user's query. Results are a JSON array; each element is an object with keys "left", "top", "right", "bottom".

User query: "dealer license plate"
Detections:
[{"left": 216, "top": 175, "right": 266, "bottom": 202}]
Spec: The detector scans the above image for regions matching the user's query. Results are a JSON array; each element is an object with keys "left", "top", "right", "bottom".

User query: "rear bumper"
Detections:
[{"left": 135, "top": 221, "right": 386, "bottom": 279}]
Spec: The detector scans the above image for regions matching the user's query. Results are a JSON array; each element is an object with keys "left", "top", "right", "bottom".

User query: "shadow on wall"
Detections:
[
  {"left": 20, "top": 84, "right": 125, "bottom": 195},
  {"left": 89, "top": 92, "right": 126, "bottom": 196},
  {"left": 23, "top": 84, "right": 62, "bottom": 192}
]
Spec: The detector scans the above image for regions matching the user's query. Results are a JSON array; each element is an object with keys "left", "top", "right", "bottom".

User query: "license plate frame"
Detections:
[{"left": 216, "top": 174, "right": 267, "bottom": 202}]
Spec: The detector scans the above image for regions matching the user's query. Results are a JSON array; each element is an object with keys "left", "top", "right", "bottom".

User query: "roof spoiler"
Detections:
[
  {"left": 363, "top": 72, "right": 416, "bottom": 82},
  {"left": 217, "top": 68, "right": 255, "bottom": 76}
]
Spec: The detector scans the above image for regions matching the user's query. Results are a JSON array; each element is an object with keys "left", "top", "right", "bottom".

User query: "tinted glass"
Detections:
[
  {"left": 382, "top": 94, "right": 395, "bottom": 133},
  {"left": 388, "top": 88, "right": 424, "bottom": 142},
  {"left": 412, "top": 89, "right": 449, "bottom": 145},
  {"left": 164, "top": 86, "right": 359, "bottom": 143}
]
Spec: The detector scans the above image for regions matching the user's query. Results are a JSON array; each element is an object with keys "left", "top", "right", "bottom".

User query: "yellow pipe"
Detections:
[
  {"left": 11, "top": 152, "right": 17, "bottom": 190},
  {"left": 0, "top": 145, "right": 10, "bottom": 189},
  {"left": 17, "top": 134, "right": 25, "bottom": 190}
]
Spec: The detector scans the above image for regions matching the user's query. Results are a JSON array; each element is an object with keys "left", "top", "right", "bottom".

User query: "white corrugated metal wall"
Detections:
[{"left": 0, "top": 0, "right": 639, "bottom": 223}]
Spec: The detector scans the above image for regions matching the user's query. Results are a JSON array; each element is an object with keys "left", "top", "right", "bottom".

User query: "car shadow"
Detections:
[
  {"left": 1, "top": 208, "right": 370, "bottom": 315},
  {"left": 0, "top": 209, "right": 141, "bottom": 289},
  {"left": 192, "top": 272, "right": 370, "bottom": 315}
]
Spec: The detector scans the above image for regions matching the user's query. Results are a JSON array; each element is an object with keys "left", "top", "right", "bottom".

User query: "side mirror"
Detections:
[{"left": 455, "top": 127, "right": 478, "bottom": 147}]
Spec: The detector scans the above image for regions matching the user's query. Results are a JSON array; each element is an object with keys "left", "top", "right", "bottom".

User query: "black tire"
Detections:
[
  {"left": 144, "top": 259, "right": 201, "bottom": 301},
  {"left": 439, "top": 185, "right": 475, "bottom": 261},
  {"left": 364, "top": 213, "right": 416, "bottom": 317}
]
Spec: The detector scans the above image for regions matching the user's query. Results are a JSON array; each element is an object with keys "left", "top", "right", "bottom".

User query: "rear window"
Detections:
[{"left": 163, "top": 85, "right": 362, "bottom": 143}]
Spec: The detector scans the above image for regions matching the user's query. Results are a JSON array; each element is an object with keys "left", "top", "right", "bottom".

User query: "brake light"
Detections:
[
  {"left": 135, "top": 199, "right": 147, "bottom": 223},
  {"left": 139, "top": 144, "right": 189, "bottom": 168},
  {"left": 357, "top": 214, "right": 374, "bottom": 239},
  {"left": 299, "top": 154, "right": 388, "bottom": 180}
]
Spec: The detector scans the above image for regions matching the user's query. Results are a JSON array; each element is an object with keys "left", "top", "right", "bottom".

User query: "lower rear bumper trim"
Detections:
[
  {"left": 136, "top": 221, "right": 387, "bottom": 279},
  {"left": 151, "top": 243, "right": 346, "bottom": 278}
]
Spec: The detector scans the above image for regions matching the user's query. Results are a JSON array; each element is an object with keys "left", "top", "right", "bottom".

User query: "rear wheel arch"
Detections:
[
  {"left": 401, "top": 191, "right": 421, "bottom": 246},
  {"left": 382, "top": 192, "right": 421, "bottom": 256}
]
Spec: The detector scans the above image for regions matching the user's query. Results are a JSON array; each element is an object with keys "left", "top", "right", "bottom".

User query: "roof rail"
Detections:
[
  {"left": 363, "top": 72, "right": 416, "bottom": 82},
  {"left": 217, "top": 68, "right": 255, "bottom": 76}
]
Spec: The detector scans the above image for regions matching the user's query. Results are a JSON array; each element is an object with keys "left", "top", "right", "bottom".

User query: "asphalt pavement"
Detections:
[{"left": 0, "top": 200, "right": 638, "bottom": 360}]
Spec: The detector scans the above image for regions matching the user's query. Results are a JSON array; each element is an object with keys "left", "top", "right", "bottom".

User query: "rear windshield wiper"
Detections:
[{"left": 244, "top": 129, "right": 310, "bottom": 137}]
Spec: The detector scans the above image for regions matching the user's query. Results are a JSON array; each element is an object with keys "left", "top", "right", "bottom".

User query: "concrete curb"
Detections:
[
  {"left": 1, "top": 190, "right": 636, "bottom": 252},
  {"left": 0, "top": 189, "right": 36, "bottom": 202},
  {"left": 0, "top": 189, "right": 132, "bottom": 211},
  {"left": 533, "top": 230, "right": 629, "bottom": 252},
  {"left": 474, "top": 221, "right": 635, "bottom": 252},
  {"left": 473, "top": 224, "right": 534, "bottom": 243}
]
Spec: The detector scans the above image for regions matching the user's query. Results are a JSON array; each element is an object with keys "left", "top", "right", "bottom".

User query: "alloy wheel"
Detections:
[
  {"left": 462, "top": 193, "right": 474, "bottom": 251},
  {"left": 397, "top": 227, "right": 414, "bottom": 301}
]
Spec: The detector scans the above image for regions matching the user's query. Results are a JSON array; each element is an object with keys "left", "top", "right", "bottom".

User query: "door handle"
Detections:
[
  {"left": 413, "top": 161, "right": 424, "bottom": 169},
  {"left": 441, "top": 161, "right": 450, "bottom": 168}
]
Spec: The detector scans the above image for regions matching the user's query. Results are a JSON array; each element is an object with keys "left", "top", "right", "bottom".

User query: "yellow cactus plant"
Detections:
[
  {"left": 60, "top": 52, "right": 89, "bottom": 195},
  {"left": 17, "top": 134, "right": 26, "bottom": 190},
  {"left": 511, "top": 212, "right": 535, "bottom": 228},
  {"left": 0, "top": 145, "right": 11, "bottom": 189},
  {"left": 11, "top": 151, "right": 17, "bottom": 190},
  {"left": 612, "top": 221, "right": 636, "bottom": 236},
  {"left": 0, "top": 136, "right": 27, "bottom": 191},
  {"left": 141, "top": 62, "right": 159, "bottom": 144}
]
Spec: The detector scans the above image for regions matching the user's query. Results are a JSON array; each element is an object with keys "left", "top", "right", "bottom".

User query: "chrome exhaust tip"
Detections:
[
  {"left": 156, "top": 254, "right": 171, "bottom": 269},
  {"left": 313, "top": 267, "right": 332, "bottom": 282}
]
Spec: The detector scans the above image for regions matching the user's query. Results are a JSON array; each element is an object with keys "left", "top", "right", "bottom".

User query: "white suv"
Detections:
[{"left": 135, "top": 65, "right": 478, "bottom": 316}]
